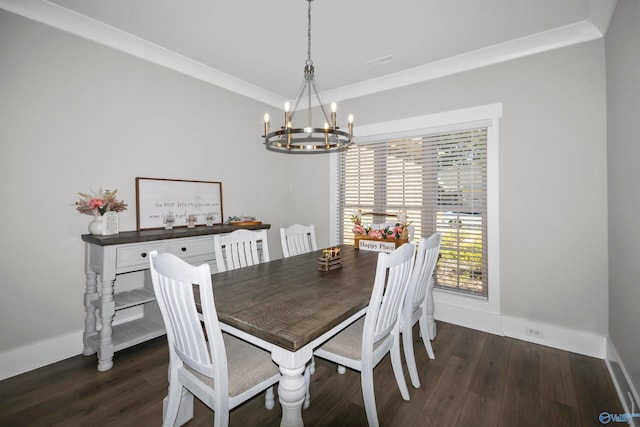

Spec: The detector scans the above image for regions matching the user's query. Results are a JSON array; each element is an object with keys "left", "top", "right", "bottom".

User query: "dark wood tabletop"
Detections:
[{"left": 210, "top": 245, "right": 380, "bottom": 352}]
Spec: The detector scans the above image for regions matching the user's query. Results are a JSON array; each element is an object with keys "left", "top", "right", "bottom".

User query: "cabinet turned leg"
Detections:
[
  {"left": 97, "top": 279, "right": 116, "bottom": 371},
  {"left": 83, "top": 270, "right": 99, "bottom": 356}
]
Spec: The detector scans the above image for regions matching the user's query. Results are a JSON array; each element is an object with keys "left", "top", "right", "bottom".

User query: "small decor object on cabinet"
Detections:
[
  {"left": 187, "top": 214, "right": 197, "bottom": 228},
  {"left": 318, "top": 246, "right": 342, "bottom": 271},
  {"left": 102, "top": 211, "right": 119, "bottom": 235},
  {"left": 205, "top": 212, "right": 214, "bottom": 226},
  {"left": 88, "top": 215, "right": 104, "bottom": 235},
  {"left": 74, "top": 188, "right": 127, "bottom": 235},
  {"left": 226, "top": 215, "right": 262, "bottom": 226},
  {"left": 164, "top": 212, "right": 175, "bottom": 230}
]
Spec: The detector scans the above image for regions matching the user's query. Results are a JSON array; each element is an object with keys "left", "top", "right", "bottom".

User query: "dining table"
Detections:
[{"left": 182, "top": 244, "right": 381, "bottom": 427}]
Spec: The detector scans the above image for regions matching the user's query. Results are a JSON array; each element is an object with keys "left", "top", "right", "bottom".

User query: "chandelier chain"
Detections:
[{"left": 307, "top": 0, "right": 312, "bottom": 64}]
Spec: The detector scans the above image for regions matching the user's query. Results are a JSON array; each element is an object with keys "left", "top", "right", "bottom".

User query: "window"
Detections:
[{"left": 334, "top": 105, "right": 500, "bottom": 301}]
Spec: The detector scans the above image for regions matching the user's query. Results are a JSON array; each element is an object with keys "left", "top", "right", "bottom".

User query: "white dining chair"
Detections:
[
  {"left": 280, "top": 224, "right": 318, "bottom": 258},
  {"left": 213, "top": 229, "right": 270, "bottom": 272},
  {"left": 400, "top": 233, "right": 441, "bottom": 388},
  {"left": 149, "top": 251, "right": 280, "bottom": 427},
  {"left": 313, "top": 242, "right": 416, "bottom": 427}
]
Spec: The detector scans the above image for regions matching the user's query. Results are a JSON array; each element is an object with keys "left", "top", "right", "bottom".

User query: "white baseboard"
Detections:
[
  {"left": 502, "top": 315, "right": 606, "bottom": 358},
  {"left": 434, "top": 300, "right": 607, "bottom": 358},
  {"left": 606, "top": 339, "right": 640, "bottom": 427},
  {"left": 0, "top": 330, "right": 84, "bottom": 381},
  {"left": 433, "top": 299, "right": 504, "bottom": 335},
  {"left": 0, "top": 310, "right": 144, "bottom": 381}
]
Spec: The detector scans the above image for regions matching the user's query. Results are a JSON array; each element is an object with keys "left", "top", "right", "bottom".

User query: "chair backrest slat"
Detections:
[
  {"left": 280, "top": 224, "right": 318, "bottom": 258},
  {"left": 406, "top": 233, "right": 441, "bottom": 314},
  {"left": 363, "top": 243, "right": 415, "bottom": 348},
  {"left": 214, "top": 229, "right": 270, "bottom": 272}
]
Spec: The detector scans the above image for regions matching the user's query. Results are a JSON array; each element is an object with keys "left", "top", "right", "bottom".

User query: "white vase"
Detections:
[{"left": 88, "top": 215, "right": 104, "bottom": 235}]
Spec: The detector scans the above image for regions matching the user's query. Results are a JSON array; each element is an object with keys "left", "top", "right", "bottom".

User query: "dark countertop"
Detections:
[{"left": 81, "top": 223, "right": 271, "bottom": 246}]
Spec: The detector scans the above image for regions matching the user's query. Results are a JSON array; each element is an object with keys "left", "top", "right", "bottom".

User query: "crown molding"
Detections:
[
  {"left": 1, "top": 0, "right": 613, "bottom": 108},
  {"left": 0, "top": 0, "right": 283, "bottom": 107},
  {"left": 326, "top": 20, "right": 604, "bottom": 102}
]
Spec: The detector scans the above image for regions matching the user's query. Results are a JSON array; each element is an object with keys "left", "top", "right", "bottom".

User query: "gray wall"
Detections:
[
  {"left": 0, "top": 10, "right": 296, "bottom": 351},
  {"left": 606, "top": 0, "right": 640, "bottom": 406}
]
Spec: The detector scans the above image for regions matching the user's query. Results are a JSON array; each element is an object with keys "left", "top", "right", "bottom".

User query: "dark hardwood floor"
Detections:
[{"left": 0, "top": 322, "right": 622, "bottom": 426}]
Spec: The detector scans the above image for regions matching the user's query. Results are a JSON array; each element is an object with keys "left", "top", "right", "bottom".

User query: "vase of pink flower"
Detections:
[{"left": 75, "top": 188, "right": 127, "bottom": 235}]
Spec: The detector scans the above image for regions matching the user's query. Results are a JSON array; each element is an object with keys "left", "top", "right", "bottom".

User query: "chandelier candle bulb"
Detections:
[
  {"left": 331, "top": 102, "right": 337, "bottom": 128},
  {"left": 284, "top": 102, "right": 291, "bottom": 128},
  {"left": 348, "top": 114, "right": 354, "bottom": 135},
  {"left": 264, "top": 113, "right": 269, "bottom": 135}
]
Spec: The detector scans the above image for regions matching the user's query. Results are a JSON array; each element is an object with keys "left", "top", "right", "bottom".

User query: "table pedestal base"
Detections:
[{"left": 277, "top": 365, "right": 307, "bottom": 427}]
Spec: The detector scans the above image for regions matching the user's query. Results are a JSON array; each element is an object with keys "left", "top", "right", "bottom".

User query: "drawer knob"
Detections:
[
  {"left": 181, "top": 247, "right": 187, "bottom": 252},
  {"left": 141, "top": 252, "right": 147, "bottom": 258}
]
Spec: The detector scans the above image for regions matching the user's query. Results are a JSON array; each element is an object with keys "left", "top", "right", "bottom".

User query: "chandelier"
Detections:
[{"left": 263, "top": 0, "right": 353, "bottom": 153}]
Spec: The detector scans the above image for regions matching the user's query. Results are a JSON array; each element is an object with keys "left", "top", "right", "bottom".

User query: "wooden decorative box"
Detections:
[
  {"left": 318, "top": 247, "right": 343, "bottom": 271},
  {"left": 354, "top": 236, "right": 408, "bottom": 253}
]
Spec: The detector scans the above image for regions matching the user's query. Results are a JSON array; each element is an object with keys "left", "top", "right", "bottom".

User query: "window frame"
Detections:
[{"left": 330, "top": 103, "right": 502, "bottom": 319}]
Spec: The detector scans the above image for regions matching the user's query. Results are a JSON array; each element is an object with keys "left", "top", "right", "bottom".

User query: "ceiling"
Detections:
[{"left": 1, "top": 0, "right": 616, "bottom": 107}]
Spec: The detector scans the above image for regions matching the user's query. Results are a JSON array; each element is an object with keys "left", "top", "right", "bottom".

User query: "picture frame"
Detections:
[{"left": 135, "top": 177, "right": 223, "bottom": 230}]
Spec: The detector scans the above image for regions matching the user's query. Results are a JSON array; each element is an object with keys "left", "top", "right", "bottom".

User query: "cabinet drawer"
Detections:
[
  {"left": 167, "top": 237, "right": 215, "bottom": 259},
  {"left": 116, "top": 242, "right": 167, "bottom": 269}
]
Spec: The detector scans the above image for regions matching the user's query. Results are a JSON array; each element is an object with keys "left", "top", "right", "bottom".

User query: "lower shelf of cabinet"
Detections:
[
  {"left": 91, "top": 288, "right": 157, "bottom": 311},
  {"left": 87, "top": 317, "right": 166, "bottom": 353}
]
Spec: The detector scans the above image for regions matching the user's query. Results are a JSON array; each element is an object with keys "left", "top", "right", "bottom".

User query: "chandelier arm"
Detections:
[
  {"left": 308, "top": 78, "right": 332, "bottom": 125},
  {"left": 288, "top": 77, "right": 310, "bottom": 124},
  {"left": 307, "top": 73, "right": 312, "bottom": 129}
]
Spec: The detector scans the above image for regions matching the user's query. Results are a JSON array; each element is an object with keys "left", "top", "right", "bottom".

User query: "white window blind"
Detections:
[{"left": 337, "top": 126, "right": 488, "bottom": 297}]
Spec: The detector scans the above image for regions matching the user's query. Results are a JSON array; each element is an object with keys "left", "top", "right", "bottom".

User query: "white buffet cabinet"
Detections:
[{"left": 81, "top": 224, "right": 270, "bottom": 371}]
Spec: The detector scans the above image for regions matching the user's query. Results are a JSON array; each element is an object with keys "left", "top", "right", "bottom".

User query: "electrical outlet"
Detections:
[{"left": 525, "top": 326, "right": 544, "bottom": 338}]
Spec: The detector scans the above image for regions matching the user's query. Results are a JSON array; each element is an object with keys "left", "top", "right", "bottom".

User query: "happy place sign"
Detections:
[{"left": 358, "top": 239, "right": 397, "bottom": 253}]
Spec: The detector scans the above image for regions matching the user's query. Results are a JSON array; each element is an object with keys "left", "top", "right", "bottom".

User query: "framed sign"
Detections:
[{"left": 135, "top": 177, "right": 223, "bottom": 230}]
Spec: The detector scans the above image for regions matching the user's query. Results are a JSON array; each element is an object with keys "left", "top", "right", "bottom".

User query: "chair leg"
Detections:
[
  {"left": 214, "top": 406, "right": 229, "bottom": 427},
  {"left": 361, "top": 368, "right": 379, "bottom": 427},
  {"left": 419, "top": 314, "right": 435, "bottom": 359},
  {"left": 402, "top": 326, "right": 421, "bottom": 388},
  {"left": 265, "top": 386, "right": 275, "bottom": 410},
  {"left": 162, "top": 381, "right": 183, "bottom": 427},
  {"left": 390, "top": 338, "right": 410, "bottom": 400}
]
